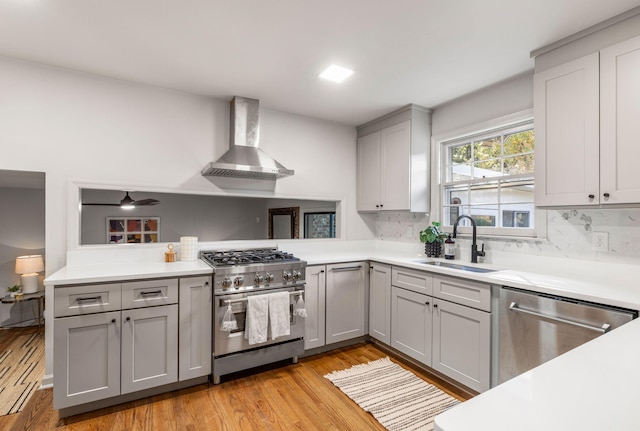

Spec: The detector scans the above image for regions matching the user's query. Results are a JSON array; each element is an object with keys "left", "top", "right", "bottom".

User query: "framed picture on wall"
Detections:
[{"left": 107, "top": 217, "right": 160, "bottom": 243}]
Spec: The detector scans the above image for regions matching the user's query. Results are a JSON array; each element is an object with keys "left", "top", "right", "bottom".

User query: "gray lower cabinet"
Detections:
[
  {"left": 121, "top": 304, "right": 179, "bottom": 394},
  {"left": 369, "top": 263, "right": 391, "bottom": 344},
  {"left": 53, "top": 310, "right": 121, "bottom": 409},
  {"left": 53, "top": 276, "right": 208, "bottom": 410},
  {"left": 391, "top": 286, "right": 432, "bottom": 365},
  {"left": 178, "top": 276, "right": 212, "bottom": 381},
  {"left": 304, "top": 265, "right": 326, "bottom": 349},
  {"left": 325, "top": 262, "right": 366, "bottom": 344}
]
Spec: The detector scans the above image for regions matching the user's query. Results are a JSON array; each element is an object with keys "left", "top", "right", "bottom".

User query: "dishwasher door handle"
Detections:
[{"left": 509, "top": 302, "right": 611, "bottom": 334}]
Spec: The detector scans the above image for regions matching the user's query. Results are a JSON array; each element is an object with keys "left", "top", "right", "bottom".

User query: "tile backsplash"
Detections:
[{"left": 373, "top": 209, "right": 640, "bottom": 264}]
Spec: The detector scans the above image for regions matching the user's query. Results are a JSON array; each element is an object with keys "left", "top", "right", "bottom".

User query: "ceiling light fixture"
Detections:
[{"left": 319, "top": 64, "right": 354, "bottom": 83}]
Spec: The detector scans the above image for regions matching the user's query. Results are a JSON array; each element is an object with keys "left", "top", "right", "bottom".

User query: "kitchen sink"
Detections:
[{"left": 414, "top": 260, "right": 496, "bottom": 273}]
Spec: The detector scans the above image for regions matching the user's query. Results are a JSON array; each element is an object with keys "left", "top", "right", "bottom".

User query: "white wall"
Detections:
[{"left": 0, "top": 55, "right": 371, "bottom": 275}]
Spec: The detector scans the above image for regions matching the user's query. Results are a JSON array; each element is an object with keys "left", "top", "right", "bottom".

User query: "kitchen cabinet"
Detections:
[
  {"left": 356, "top": 104, "right": 431, "bottom": 212},
  {"left": 391, "top": 286, "right": 432, "bottom": 364},
  {"left": 178, "top": 276, "right": 212, "bottom": 381},
  {"left": 432, "top": 275, "right": 491, "bottom": 392},
  {"left": 304, "top": 265, "right": 326, "bottom": 350},
  {"left": 535, "top": 34, "right": 640, "bottom": 207},
  {"left": 53, "top": 276, "right": 208, "bottom": 410},
  {"left": 325, "top": 262, "right": 366, "bottom": 344},
  {"left": 369, "top": 263, "right": 391, "bottom": 344}
]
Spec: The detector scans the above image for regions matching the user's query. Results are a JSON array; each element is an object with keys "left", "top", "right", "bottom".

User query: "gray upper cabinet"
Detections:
[{"left": 356, "top": 105, "right": 432, "bottom": 212}]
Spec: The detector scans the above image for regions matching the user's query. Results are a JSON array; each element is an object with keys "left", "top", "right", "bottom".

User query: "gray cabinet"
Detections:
[
  {"left": 325, "top": 262, "right": 366, "bottom": 344},
  {"left": 304, "top": 265, "right": 326, "bottom": 350},
  {"left": 53, "top": 311, "right": 121, "bottom": 409},
  {"left": 178, "top": 276, "right": 212, "bottom": 381},
  {"left": 121, "top": 304, "right": 178, "bottom": 394},
  {"left": 391, "top": 286, "right": 432, "bottom": 365},
  {"left": 369, "top": 263, "right": 391, "bottom": 344},
  {"left": 356, "top": 105, "right": 432, "bottom": 212}
]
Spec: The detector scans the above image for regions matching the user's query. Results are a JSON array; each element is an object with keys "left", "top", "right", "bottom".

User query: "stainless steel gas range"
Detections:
[{"left": 201, "top": 248, "right": 307, "bottom": 384}]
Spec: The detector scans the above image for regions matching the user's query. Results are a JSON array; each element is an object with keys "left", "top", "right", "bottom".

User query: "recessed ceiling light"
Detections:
[{"left": 319, "top": 64, "right": 354, "bottom": 83}]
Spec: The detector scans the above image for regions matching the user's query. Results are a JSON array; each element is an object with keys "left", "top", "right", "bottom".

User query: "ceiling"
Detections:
[{"left": 1, "top": 0, "right": 639, "bottom": 126}]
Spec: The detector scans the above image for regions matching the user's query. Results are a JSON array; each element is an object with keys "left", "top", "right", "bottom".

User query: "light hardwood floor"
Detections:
[{"left": 0, "top": 342, "right": 470, "bottom": 431}]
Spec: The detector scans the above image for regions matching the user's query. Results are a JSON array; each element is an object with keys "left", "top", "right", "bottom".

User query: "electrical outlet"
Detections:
[
  {"left": 405, "top": 226, "right": 413, "bottom": 238},
  {"left": 592, "top": 232, "right": 609, "bottom": 251}
]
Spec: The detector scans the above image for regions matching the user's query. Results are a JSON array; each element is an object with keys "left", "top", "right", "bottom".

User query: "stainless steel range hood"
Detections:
[{"left": 201, "top": 96, "right": 294, "bottom": 180}]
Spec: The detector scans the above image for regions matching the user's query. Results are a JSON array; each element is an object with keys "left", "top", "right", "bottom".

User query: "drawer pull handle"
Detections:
[
  {"left": 140, "top": 290, "right": 163, "bottom": 296},
  {"left": 331, "top": 266, "right": 362, "bottom": 272},
  {"left": 76, "top": 296, "right": 102, "bottom": 303}
]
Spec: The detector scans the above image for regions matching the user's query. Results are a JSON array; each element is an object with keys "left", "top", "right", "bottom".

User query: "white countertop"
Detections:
[
  {"left": 435, "top": 316, "right": 640, "bottom": 431},
  {"left": 45, "top": 240, "right": 640, "bottom": 430}
]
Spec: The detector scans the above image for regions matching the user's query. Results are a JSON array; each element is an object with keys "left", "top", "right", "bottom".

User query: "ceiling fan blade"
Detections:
[
  {"left": 134, "top": 199, "right": 160, "bottom": 206},
  {"left": 82, "top": 203, "right": 121, "bottom": 206}
]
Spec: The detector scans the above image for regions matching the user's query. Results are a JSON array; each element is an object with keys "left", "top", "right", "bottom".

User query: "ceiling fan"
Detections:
[{"left": 82, "top": 191, "right": 160, "bottom": 209}]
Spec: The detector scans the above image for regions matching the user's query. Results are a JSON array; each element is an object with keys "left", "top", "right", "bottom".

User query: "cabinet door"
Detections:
[
  {"left": 391, "top": 286, "right": 432, "bottom": 366},
  {"left": 432, "top": 298, "right": 490, "bottom": 392},
  {"left": 121, "top": 305, "right": 178, "bottom": 394},
  {"left": 53, "top": 311, "right": 121, "bottom": 409},
  {"left": 357, "top": 132, "right": 382, "bottom": 211},
  {"left": 304, "top": 265, "right": 326, "bottom": 350},
  {"left": 534, "top": 52, "right": 600, "bottom": 207},
  {"left": 369, "top": 263, "right": 391, "bottom": 344},
  {"left": 325, "top": 262, "right": 366, "bottom": 344},
  {"left": 380, "top": 120, "right": 411, "bottom": 210},
  {"left": 600, "top": 34, "right": 640, "bottom": 204},
  {"left": 179, "top": 276, "right": 212, "bottom": 381}
]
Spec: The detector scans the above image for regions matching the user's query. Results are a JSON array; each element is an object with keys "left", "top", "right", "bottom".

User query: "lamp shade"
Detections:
[{"left": 15, "top": 255, "right": 44, "bottom": 275}]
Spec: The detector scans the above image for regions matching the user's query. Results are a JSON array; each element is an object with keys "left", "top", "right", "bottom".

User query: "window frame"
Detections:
[{"left": 433, "top": 109, "right": 544, "bottom": 238}]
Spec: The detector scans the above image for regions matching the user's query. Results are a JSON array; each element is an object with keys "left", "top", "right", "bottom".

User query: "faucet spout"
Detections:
[{"left": 452, "top": 215, "right": 485, "bottom": 263}]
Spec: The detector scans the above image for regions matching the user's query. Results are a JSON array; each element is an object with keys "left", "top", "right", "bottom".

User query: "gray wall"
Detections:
[{"left": 0, "top": 183, "right": 45, "bottom": 327}]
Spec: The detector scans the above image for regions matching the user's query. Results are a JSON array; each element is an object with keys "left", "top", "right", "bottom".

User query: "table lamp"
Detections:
[{"left": 15, "top": 255, "right": 44, "bottom": 294}]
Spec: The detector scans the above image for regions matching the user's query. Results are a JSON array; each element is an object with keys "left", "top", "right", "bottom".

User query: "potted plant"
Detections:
[
  {"left": 7, "top": 284, "right": 21, "bottom": 298},
  {"left": 419, "top": 222, "right": 447, "bottom": 257}
]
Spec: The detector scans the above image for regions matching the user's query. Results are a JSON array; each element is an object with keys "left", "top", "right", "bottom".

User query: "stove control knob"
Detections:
[
  {"left": 292, "top": 270, "right": 302, "bottom": 281},
  {"left": 222, "top": 277, "right": 232, "bottom": 288},
  {"left": 254, "top": 274, "right": 264, "bottom": 285},
  {"left": 234, "top": 276, "right": 244, "bottom": 287},
  {"left": 265, "top": 273, "right": 275, "bottom": 283},
  {"left": 283, "top": 271, "right": 292, "bottom": 282}
]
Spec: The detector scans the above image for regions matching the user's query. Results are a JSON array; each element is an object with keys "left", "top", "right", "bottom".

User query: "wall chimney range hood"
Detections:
[{"left": 201, "top": 96, "right": 294, "bottom": 180}]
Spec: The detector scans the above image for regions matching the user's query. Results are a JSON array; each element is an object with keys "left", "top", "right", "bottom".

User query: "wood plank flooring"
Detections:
[{"left": 0, "top": 342, "right": 471, "bottom": 431}]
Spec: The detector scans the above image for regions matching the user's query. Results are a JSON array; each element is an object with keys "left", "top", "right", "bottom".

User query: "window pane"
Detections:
[
  {"left": 473, "top": 137, "right": 501, "bottom": 161},
  {"left": 473, "top": 160, "right": 502, "bottom": 178},
  {"left": 504, "top": 130, "right": 534, "bottom": 155},
  {"left": 448, "top": 163, "right": 473, "bottom": 181},
  {"left": 500, "top": 180, "right": 534, "bottom": 203},
  {"left": 501, "top": 203, "right": 535, "bottom": 228},
  {"left": 450, "top": 143, "right": 471, "bottom": 164},
  {"left": 304, "top": 212, "right": 336, "bottom": 238},
  {"left": 470, "top": 205, "right": 498, "bottom": 227},
  {"left": 503, "top": 154, "right": 534, "bottom": 175},
  {"left": 469, "top": 184, "right": 498, "bottom": 204}
]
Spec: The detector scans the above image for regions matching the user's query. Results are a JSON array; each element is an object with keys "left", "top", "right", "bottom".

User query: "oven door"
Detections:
[{"left": 214, "top": 286, "right": 304, "bottom": 356}]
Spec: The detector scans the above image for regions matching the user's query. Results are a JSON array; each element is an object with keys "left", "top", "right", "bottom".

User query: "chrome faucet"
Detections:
[{"left": 452, "top": 215, "right": 486, "bottom": 263}]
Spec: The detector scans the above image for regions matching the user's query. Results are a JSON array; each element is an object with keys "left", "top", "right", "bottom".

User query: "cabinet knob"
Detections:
[
  {"left": 433, "top": 303, "right": 438, "bottom": 308},
  {"left": 588, "top": 194, "right": 595, "bottom": 199},
  {"left": 111, "top": 319, "right": 116, "bottom": 323},
  {"left": 425, "top": 301, "right": 430, "bottom": 306},
  {"left": 380, "top": 204, "right": 383, "bottom": 208},
  {"left": 125, "top": 316, "right": 131, "bottom": 322},
  {"left": 603, "top": 193, "right": 610, "bottom": 198},
  {"left": 320, "top": 270, "right": 325, "bottom": 273}
]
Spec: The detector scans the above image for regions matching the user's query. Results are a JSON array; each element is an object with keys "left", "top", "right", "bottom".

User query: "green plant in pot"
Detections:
[
  {"left": 419, "top": 222, "right": 447, "bottom": 257},
  {"left": 7, "top": 284, "right": 21, "bottom": 297}
]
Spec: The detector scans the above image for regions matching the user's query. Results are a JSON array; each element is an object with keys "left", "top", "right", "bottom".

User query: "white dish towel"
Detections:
[
  {"left": 244, "top": 294, "right": 269, "bottom": 345},
  {"left": 268, "top": 291, "right": 291, "bottom": 340}
]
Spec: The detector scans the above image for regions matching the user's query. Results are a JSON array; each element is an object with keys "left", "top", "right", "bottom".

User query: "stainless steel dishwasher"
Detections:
[{"left": 497, "top": 286, "right": 637, "bottom": 385}]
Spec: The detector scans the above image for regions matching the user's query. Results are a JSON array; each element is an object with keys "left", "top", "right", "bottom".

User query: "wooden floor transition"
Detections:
[{"left": 0, "top": 342, "right": 471, "bottom": 431}]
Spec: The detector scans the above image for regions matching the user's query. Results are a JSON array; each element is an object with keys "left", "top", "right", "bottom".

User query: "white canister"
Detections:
[{"left": 180, "top": 236, "right": 199, "bottom": 261}]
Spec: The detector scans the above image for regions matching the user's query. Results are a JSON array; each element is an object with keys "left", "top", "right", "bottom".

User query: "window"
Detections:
[
  {"left": 440, "top": 119, "right": 534, "bottom": 236},
  {"left": 304, "top": 212, "right": 336, "bottom": 238}
]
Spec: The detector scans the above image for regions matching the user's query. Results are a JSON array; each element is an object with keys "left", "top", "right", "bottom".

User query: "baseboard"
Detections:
[{"left": 41, "top": 373, "right": 53, "bottom": 389}]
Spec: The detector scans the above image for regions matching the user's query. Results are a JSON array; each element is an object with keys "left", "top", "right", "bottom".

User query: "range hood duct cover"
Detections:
[{"left": 202, "top": 96, "right": 294, "bottom": 180}]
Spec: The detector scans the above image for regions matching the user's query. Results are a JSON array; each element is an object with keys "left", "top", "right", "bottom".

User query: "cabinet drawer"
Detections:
[
  {"left": 54, "top": 283, "right": 121, "bottom": 317},
  {"left": 432, "top": 275, "right": 491, "bottom": 312},
  {"left": 392, "top": 267, "right": 432, "bottom": 295},
  {"left": 122, "top": 278, "right": 178, "bottom": 309}
]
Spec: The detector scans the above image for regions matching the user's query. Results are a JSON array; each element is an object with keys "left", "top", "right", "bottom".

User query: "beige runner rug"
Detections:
[
  {"left": 325, "top": 357, "right": 460, "bottom": 431},
  {"left": 0, "top": 331, "right": 44, "bottom": 415}
]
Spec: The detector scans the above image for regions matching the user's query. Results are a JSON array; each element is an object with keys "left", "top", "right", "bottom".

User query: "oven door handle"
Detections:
[
  {"left": 223, "top": 290, "right": 304, "bottom": 305},
  {"left": 330, "top": 265, "right": 362, "bottom": 272}
]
